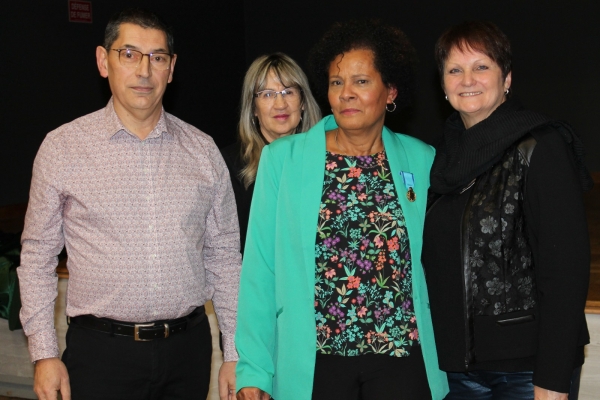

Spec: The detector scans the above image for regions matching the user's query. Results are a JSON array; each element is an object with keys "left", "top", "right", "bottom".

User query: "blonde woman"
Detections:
[{"left": 221, "top": 53, "right": 321, "bottom": 252}]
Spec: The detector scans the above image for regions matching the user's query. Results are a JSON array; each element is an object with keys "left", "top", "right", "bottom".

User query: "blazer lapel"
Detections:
[
  {"left": 298, "top": 117, "right": 331, "bottom": 295},
  {"left": 382, "top": 128, "right": 424, "bottom": 238}
]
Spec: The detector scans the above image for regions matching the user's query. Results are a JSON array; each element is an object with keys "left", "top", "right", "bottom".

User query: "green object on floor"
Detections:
[{"left": 0, "top": 233, "right": 22, "bottom": 331}]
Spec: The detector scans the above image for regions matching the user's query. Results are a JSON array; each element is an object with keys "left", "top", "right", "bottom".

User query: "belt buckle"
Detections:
[{"left": 134, "top": 323, "right": 155, "bottom": 341}]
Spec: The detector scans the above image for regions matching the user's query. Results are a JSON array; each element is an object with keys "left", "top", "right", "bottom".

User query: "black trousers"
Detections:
[
  {"left": 312, "top": 346, "right": 431, "bottom": 400},
  {"left": 62, "top": 315, "right": 212, "bottom": 400}
]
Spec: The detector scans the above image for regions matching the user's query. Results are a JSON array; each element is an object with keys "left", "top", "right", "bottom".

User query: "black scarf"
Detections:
[{"left": 430, "top": 97, "right": 593, "bottom": 194}]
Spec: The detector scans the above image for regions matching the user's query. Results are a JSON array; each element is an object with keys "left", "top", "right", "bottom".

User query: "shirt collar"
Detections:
[{"left": 103, "top": 97, "right": 170, "bottom": 140}]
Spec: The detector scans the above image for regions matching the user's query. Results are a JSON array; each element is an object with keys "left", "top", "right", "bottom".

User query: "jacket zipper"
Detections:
[{"left": 460, "top": 181, "right": 477, "bottom": 370}]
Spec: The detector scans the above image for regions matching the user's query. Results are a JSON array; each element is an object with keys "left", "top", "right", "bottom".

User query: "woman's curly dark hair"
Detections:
[{"left": 308, "top": 19, "right": 417, "bottom": 109}]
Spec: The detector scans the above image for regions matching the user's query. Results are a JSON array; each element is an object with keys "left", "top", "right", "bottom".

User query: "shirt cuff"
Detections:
[
  {"left": 27, "top": 330, "right": 60, "bottom": 363},
  {"left": 222, "top": 333, "right": 239, "bottom": 362}
]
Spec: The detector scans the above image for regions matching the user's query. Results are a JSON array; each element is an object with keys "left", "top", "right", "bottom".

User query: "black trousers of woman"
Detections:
[{"left": 312, "top": 346, "right": 431, "bottom": 400}]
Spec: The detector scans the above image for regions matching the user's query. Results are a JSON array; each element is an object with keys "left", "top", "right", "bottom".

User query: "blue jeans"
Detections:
[
  {"left": 445, "top": 368, "right": 582, "bottom": 400},
  {"left": 446, "top": 371, "right": 534, "bottom": 400}
]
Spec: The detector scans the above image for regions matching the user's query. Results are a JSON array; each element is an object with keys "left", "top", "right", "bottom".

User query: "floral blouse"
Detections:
[{"left": 314, "top": 150, "right": 419, "bottom": 357}]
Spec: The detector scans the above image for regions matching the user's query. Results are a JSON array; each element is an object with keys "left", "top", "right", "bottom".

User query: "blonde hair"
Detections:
[{"left": 238, "top": 53, "right": 321, "bottom": 188}]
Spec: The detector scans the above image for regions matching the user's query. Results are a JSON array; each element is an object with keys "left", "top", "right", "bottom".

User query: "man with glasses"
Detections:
[{"left": 18, "top": 8, "right": 240, "bottom": 400}]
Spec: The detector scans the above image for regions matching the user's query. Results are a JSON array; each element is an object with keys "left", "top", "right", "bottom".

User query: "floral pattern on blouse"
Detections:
[{"left": 315, "top": 150, "right": 418, "bottom": 357}]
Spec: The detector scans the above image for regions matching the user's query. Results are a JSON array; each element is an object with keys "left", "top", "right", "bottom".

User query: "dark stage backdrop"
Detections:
[
  {"left": 1, "top": 0, "right": 598, "bottom": 206},
  {"left": 1, "top": 0, "right": 246, "bottom": 206},
  {"left": 242, "top": 0, "right": 600, "bottom": 168}
]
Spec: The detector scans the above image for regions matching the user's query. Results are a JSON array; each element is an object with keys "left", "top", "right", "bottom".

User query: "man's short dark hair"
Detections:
[{"left": 103, "top": 8, "right": 174, "bottom": 54}]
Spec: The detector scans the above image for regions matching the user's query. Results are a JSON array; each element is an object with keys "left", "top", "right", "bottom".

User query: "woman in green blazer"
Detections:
[{"left": 236, "top": 20, "right": 448, "bottom": 400}]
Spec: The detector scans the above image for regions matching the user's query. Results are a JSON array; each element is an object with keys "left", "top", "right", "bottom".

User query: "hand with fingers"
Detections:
[
  {"left": 534, "top": 386, "right": 568, "bottom": 400},
  {"left": 236, "top": 387, "right": 271, "bottom": 400},
  {"left": 219, "top": 361, "right": 238, "bottom": 400},
  {"left": 34, "top": 358, "right": 71, "bottom": 400}
]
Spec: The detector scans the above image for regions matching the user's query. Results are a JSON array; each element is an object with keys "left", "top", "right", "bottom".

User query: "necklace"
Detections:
[{"left": 334, "top": 128, "right": 346, "bottom": 154}]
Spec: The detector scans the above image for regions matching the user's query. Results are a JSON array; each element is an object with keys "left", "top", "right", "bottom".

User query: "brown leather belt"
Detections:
[{"left": 68, "top": 306, "right": 205, "bottom": 341}]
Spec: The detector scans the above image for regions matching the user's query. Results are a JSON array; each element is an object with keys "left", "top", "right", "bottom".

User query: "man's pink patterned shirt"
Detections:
[{"left": 18, "top": 99, "right": 241, "bottom": 362}]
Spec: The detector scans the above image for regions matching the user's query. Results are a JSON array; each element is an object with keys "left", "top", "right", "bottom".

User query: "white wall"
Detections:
[{"left": 580, "top": 313, "right": 600, "bottom": 399}]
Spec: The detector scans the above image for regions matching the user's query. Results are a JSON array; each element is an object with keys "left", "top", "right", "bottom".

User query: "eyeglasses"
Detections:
[
  {"left": 254, "top": 87, "right": 301, "bottom": 102},
  {"left": 111, "top": 49, "right": 173, "bottom": 71}
]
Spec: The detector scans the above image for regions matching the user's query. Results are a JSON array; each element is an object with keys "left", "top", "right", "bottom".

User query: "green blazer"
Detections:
[{"left": 236, "top": 116, "right": 448, "bottom": 400}]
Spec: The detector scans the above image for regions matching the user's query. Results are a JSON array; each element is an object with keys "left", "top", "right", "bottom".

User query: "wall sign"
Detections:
[{"left": 68, "top": 0, "right": 92, "bottom": 23}]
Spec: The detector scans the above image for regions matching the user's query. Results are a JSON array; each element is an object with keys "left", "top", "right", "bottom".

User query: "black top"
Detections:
[
  {"left": 424, "top": 111, "right": 590, "bottom": 393},
  {"left": 220, "top": 142, "right": 254, "bottom": 254}
]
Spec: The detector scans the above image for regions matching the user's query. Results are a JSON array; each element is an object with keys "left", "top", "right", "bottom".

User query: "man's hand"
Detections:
[
  {"left": 236, "top": 387, "right": 270, "bottom": 400},
  {"left": 534, "top": 385, "right": 568, "bottom": 400},
  {"left": 34, "top": 358, "right": 71, "bottom": 400},
  {"left": 218, "top": 361, "right": 237, "bottom": 400}
]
